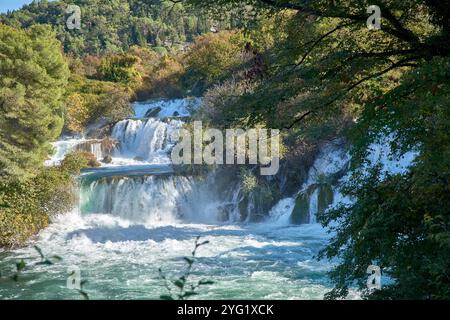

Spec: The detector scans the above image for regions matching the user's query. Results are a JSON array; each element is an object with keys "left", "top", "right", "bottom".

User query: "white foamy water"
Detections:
[
  {"left": 0, "top": 206, "right": 333, "bottom": 299},
  {"left": 45, "top": 138, "right": 87, "bottom": 166},
  {"left": 9, "top": 100, "right": 420, "bottom": 300},
  {"left": 132, "top": 98, "right": 202, "bottom": 118},
  {"left": 111, "top": 118, "right": 183, "bottom": 164}
]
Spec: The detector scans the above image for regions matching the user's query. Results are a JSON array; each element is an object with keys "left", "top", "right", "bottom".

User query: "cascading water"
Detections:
[
  {"left": 0, "top": 98, "right": 347, "bottom": 300},
  {"left": 111, "top": 118, "right": 183, "bottom": 164},
  {"left": 268, "top": 137, "right": 416, "bottom": 227}
]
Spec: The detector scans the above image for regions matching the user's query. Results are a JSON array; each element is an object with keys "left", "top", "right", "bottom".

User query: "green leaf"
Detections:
[
  {"left": 79, "top": 290, "right": 89, "bottom": 300},
  {"left": 160, "top": 295, "right": 174, "bottom": 300},
  {"left": 182, "top": 291, "right": 198, "bottom": 297},
  {"left": 16, "top": 259, "right": 26, "bottom": 272},
  {"left": 173, "top": 279, "right": 184, "bottom": 289},
  {"left": 198, "top": 279, "right": 214, "bottom": 286}
]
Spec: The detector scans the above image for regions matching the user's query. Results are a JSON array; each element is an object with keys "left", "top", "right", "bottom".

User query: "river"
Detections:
[{"left": 1, "top": 98, "right": 374, "bottom": 299}]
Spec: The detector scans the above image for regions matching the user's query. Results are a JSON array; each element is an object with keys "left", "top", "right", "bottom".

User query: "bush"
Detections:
[
  {"left": 97, "top": 54, "right": 141, "bottom": 84},
  {"left": 0, "top": 148, "right": 106, "bottom": 248},
  {"left": 135, "top": 55, "right": 185, "bottom": 100},
  {"left": 65, "top": 75, "right": 133, "bottom": 129},
  {"left": 61, "top": 151, "right": 101, "bottom": 174},
  {"left": 182, "top": 31, "right": 246, "bottom": 94},
  {"left": 0, "top": 166, "right": 78, "bottom": 248},
  {"left": 65, "top": 93, "right": 90, "bottom": 134}
]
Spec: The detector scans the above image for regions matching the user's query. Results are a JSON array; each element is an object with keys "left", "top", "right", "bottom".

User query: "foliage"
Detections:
[
  {"left": 318, "top": 57, "right": 450, "bottom": 300},
  {"left": 61, "top": 151, "right": 101, "bottom": 173},
  {"left": 0, "top": 165, "right": 79, "bottom": 248},
  {"left": 159, "top": 236, "right": 214, "bottom": 300},
  {"left": 65, "top": 74, "right": 133, "bottom": 130},
  {"left": 65, "top": 93, "right": 90, "bottom": 134},
  {"left": 240, "top": 168, "right": 257, "bottom": 194},
  {"left": 189, "top": 0, "right": 450, "bottom": 299},
  {"left": 0, "top": 146, "right": 101, "bottom": 248},
  {"left": 135, "top": 54, "right": 186, "bottom": 99},
  {"left": 182, "top": 31, "right": 247, "bottom": 94},
  {"left": 97, "top": 54, "right": 141, "bottom": 84},
  {"left": 0, "top": 24, "right": 69, "bottom": 181},
  {"left": 0, "top": 0, "right": 221, "bottom": 56}
]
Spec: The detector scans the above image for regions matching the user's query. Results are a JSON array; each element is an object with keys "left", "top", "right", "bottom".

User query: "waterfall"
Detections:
[
  {"left": 132, "top": 98, "right": 202, "bottom": 118},
  {"left": 79, "top": 172, "right": 237, "bottom": 225},
  {"left": 48, "top": 98, "right": 418, "bottom": 229},
  {"left": 89, "top": 142, "right": 103, "bottom": 160},
  {"left": 80, "top": 176, "right": 195, "bottom": 224},
  {"left": 111, "top": 118, "right": 183, "bottom": 163},
  {"left": 268, "top": 136, "right": 417, "bottom": 226}
]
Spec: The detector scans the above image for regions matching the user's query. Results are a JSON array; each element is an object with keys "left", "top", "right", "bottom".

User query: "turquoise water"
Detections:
[
  {"left": 0, "top": 211, "right": 333, "bottom": 299},
  {"left": 0, "top": 99, "right": 346, "bottom": 300}
]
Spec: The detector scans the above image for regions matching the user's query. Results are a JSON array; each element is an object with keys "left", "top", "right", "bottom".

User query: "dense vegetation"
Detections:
[
  {"left": 184, "top": 0, "right": 450, "bottom": 299},
  {"left": 0, "top": 0, "right": 448, "bottom": 299},
  {"left": 0, "top": 0, "right": 239, "bottom": 56}
]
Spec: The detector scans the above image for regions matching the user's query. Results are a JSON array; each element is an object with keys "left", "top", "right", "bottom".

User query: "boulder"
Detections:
[
  {"left": 102, "top": 155, "right": 113, "bottom": 164},
  {"left": 144, "top": 106, "right": 162, "bottom": 118}
]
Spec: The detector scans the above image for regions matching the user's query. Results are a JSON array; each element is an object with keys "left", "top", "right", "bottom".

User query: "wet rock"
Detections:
[
  {"left": 144, "top": 107, "right": 162, "bottom": 118},
  {"left": 102, "top": 155, "right": 113, "bottom": 164},
  {"left": 291, "top": 192, "right": 310, "bottom": 224}
]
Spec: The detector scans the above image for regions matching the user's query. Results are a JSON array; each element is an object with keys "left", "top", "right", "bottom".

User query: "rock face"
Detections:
[
  {"left": 84, "top": 117, "right": 112, "bottom": 139},
  {"left": 144, "top": 107, "right": 162, "bottom": 118},
  {"left": 290, "top": 183, "right": 335, "bottom": 224},
  {"left": 291, "top": 191, "right": 311, "bottom": 224},
  {"left": 74, "top": 138, "right": 119, "bottom": 159}
]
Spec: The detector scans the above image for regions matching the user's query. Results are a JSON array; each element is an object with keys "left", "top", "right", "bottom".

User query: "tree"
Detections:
[
  {"left": 0, "top": 24, "right": 69, "bottom": 180},
  {"left": 0, "top": 0, "right": 218, "bottom": 56},
  {"left": 65, "top": 93, "right": 89, "bottom": 134},
  {"left": 318, "top": 57, "right": 449, "bottom": 299},
  {"left": 186, "top": 0, "right": 450, "bottom": 299},
  {"left": 182, "top": 31, "right": 246, "bottom": 94}
]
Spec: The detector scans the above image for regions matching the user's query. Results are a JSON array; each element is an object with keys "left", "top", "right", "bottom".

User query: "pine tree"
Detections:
[{"left": 0, "top": 24, "right": 69, "bottom": 180}]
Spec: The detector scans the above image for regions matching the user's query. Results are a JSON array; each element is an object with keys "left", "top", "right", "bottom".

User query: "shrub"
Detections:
[
  {"left": 61, "top": 151, "right": 101, "bottom": 174},
  {"left": 0, "top": 166, "right": 78, "bottom": 248},
  {"left": 65, "top": 93, "right": 90, "bottom": 134},
  {"left": 97, "top": 54, "right": 141, "bottom": 84},
  {"left": 182, "top": 31, "right": 246, "bottom": 94},
  {"left": 135, "top": 55, "right": 185, "bottom": 100}
]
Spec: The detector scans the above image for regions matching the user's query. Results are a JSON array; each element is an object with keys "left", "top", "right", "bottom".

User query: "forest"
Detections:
[{"left": 0, "top": 0, "right": 448, "bottom": 300}]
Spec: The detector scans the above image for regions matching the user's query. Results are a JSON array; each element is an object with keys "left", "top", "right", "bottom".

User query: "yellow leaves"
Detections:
[
  {"left": 184, "top": 31, "right": 244, "bottom": 85},
  {"left": 0, "top": 207, "right": 49, "bottom": 248},
  {"left": 65, "top": 93, "right": 89, "bottom": 134},
  {"left": 240, "top": 168, "right": 258, "bottom": 194}
]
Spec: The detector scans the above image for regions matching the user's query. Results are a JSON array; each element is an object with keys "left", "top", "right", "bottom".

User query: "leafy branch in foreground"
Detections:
[
  {"left": 1, "top": 246, "right": 90, "bottom": 299},
  {"left": 159, "top": 236, "right": 214, "bottom": 300},
  {"left": 1, "top": 246, "right": 63, "bottom": 282}
]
